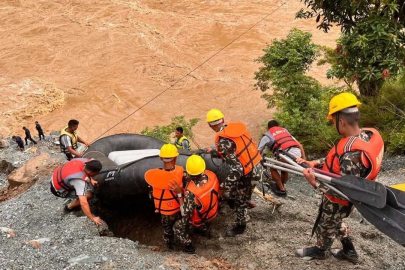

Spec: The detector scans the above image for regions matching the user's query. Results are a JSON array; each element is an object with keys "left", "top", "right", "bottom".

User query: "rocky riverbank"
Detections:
[{"left": 1, "top": 137, "right": 405, "bottom": 269}]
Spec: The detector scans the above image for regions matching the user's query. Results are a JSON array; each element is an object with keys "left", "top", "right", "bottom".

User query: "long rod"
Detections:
[
  {"left": 277, "top": 152, "right": 341, "bottom": 179},
  {"left": 264, "top": 159, "right": 333, "bottom": 183},
  {"left": 264, "top": 163, "right": 349, "bottom": 201}
]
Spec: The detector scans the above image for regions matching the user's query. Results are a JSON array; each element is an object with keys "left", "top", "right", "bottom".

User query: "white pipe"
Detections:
[{"left": 264, "top": 163, "right": 350, "bottom": 201}]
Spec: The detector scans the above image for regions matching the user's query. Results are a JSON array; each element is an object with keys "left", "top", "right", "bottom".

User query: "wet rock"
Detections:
[
  {"left": 0, "top": 140, "right": 10, "bottom": 148},
  {"left": 7, "top": 152, "right": 62, "bottom": 187},
  {"left": 67, "top": 254, "right": 106, "bottom": 266},
  {"left": 0, "top": 227, "right": 15, "bottom": 238},
  {"left": 26, "top": 238, "right": 50, "bottom": 249},
  {"left": 0, "top": 160, "right": 15, "bottom": 174},
  {"left": 50, "top": 131, "right": 60, "bottom": 136}
]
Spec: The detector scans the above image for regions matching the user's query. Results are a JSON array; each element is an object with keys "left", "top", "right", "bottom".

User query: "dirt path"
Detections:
[{"left": 0, "top": 0, "right": 339, "bottom": 146}]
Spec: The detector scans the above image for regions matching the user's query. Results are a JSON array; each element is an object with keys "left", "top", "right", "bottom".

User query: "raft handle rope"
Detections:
[{"left": 90, "top": 0, "right": 289, "bottom": 144}]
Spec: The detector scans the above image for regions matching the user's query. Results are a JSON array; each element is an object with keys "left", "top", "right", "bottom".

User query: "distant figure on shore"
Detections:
[
  {"left": 60, "top": 119, "right": 90, "bottom": 160},
  {"left": 50, "top": 158, "right": 104, "bottom": 226},
  {"left": 35, "top": 121, "right": 45, "bottom": 140},
  {"left": 22, "top": 127, "right": 37, "bottom": 146},
  {"left": 12, "top": 136, "right": 25, "bottom": 151},
  {"left": 174, "top": 127, "right": 191, "bottom": 151}
]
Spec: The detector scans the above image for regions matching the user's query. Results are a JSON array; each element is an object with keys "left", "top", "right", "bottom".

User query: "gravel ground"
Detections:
[{"left": 1, "top": 142, "right": 405, "bottom": 269}]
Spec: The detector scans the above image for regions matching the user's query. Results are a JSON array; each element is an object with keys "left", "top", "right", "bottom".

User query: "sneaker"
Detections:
[
  {"left": 183, "top": 243, "right": 196, "bottom": 254},
  {"left": 64, "top": 205, "right": 76, "bottom": 213},
  {"left": 331, "top": 249, "right": 359, "bottom": 264},
  {"left": 269, "top": 183, "right": 287, "bottom": 197},
  {"left": 225, "top": 224, "right": 246, "bottom": 237},
  {"left": 295, "top": 246, "right": 329, "bottom": 260}
]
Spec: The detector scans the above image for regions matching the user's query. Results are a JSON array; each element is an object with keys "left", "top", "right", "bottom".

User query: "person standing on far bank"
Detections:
[
  {"left": 35, "top": 121, "right": 45, "bottom": 140},
  {"left": 23, "top": 127, "right": 37, "bottom": 146}
]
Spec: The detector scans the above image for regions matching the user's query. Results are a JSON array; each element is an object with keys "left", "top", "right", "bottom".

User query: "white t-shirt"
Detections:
[{"left": 69, "top": 179, "right": 88, "bottom": 196}]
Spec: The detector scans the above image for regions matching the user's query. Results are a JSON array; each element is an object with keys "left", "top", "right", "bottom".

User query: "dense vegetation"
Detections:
[
  {"left": 141, "top": 116, "right": 200, "bottom": 148},
  {"left": 255, "top": 28, "right": 405, "bottom": 155},
  {"left": 297, "top": 0, "right": 405, "bottom": 97},
  {"left": 255, "top": 29, "right": 342, "bottom": 154}
]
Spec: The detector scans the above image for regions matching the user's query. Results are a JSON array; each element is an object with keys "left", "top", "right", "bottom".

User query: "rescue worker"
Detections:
[
  {"left": 144, "top": 144, "right": 187, "bottom": 250},
  {"left": 60, "top": 119, "right": 90, "bottom": 161},
  {"left": 295, "top": 93, "right": 384, "bottom": 263},
  {"left": 174, "top": 127, "right": 191, "bottom": 151},
  {"left": 50, "top": 158, "right": 104, "bottom": 226},
  {"left": 35, "top": 121, "right": 45, "bottom": 140},
  {"left": 205, "top": 109, "right": 263, "bottom": 237},
  {"left": 23, "top": 127, "right": 37, "bottom": 145},
  {"left": 172, "top": 155, "right": 220, "bottom": 253},
  {"left": 258, "top": 120, "right": 306, "bottom": 196}
]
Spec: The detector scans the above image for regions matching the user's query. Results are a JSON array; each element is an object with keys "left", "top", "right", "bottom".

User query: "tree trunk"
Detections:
[{"left": 357, "top": 80, "right": 382, "bottom": 97}]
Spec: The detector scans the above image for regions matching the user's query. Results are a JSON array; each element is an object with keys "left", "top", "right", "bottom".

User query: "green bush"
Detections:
[
  {"left": 255, "top": 29, "right": 342, "bottom": 155},
  {"left": 361, "top": 73, "right": 405, "bottom": 154},
  {"left": 141, "top": 116, "right": 200, "bottom": 148}
]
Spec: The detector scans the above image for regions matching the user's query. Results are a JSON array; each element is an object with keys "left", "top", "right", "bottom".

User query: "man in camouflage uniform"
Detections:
[
  {"left": 205, "top": 109, "right": 265, "bottom": 237},
  {"left": 145, "top": 144, "right": 188, "bottom": 250},
  {"left": 171, "top": 155, "right": 219, "bottom": 253},
  {"left": 172, "top": 174, "right": 207, "bottom": 254},
  {"left": 296, "top": 93, "right": 384, "bottom": 263}
]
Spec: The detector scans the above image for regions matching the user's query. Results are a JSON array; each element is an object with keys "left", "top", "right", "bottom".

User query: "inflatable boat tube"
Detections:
[{"left": 84, "top": 134, "right": 229, "bottom": 204}]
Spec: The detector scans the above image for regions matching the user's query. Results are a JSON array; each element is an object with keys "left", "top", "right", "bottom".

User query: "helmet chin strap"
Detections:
[{"left": 335, "top": 112, "right": 341, "bottom": 135}]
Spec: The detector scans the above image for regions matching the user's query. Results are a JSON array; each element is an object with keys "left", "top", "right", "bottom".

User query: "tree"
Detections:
[
  {"left": 297, "top": 1, "right": 405, "bottom": 96},
  {"left": 255, "top": 29, "right": 341, "bottom": 154},
  {"left": 141, "top": 116, "right": 200, "bottom": 148}
]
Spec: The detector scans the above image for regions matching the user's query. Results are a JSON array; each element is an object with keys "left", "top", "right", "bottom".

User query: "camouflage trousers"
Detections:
[
  {"left": 161, "top": 212, "right": 181, "bottom": 244},
  {"left": 232, "top": 163, "right": 266, "bottom": 225},
  {"left": 316, "top": 196, "right": 353, "bottom": 249},
  {"left": 173, "top": 218, "right": 209, "bottom": 245}
]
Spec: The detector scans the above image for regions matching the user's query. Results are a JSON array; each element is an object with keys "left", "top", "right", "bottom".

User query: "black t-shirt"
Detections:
[{"left": 36, "top": 124, "right": 43, "bottom": 132}]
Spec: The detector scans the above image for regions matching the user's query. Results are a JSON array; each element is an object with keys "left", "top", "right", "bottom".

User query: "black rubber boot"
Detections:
[
  {"left": 331, "top": 237, "right": 359, "bottom": 263},
  {"left": 225, "top": 224, "right": 246, "bottom": 237},
  {"left": 166, "top": 238, "right": 175, "bottom": 250},
  {"left": 295, "top": 246, "right": 329, "bottom": 260},
  {"left": 183, "top": 243, "right": 196, "bottom": 254}
]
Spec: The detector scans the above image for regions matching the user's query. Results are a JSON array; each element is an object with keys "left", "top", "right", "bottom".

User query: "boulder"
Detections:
[
  {"left": 50, "top": 131, "right": 60, "bottom": 136},
  {"left": 0, "top": 140, "right": 10, "bottom": 148},
  {"left": 7, "top": 152, "right": 63, "bottom": 188},
  {"left": 0, "top": 160, "right": 15, "bottom": 174}
]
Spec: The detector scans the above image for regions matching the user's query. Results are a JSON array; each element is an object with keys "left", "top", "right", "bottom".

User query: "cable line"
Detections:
[{"left": 92, "top": 1, "right": 288, "bottom": 143}]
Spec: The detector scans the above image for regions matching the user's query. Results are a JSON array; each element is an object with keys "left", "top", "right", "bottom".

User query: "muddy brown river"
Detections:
[{"left": 0, "top": 0, "right": 339, "bottom": 146}]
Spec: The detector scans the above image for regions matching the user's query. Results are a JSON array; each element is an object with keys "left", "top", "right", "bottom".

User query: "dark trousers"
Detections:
[
  {"left": 38, "top": 132, "right": 45, "bottom": 140},
  {"left": 25, "top": 136, "right": 37, "bottom": 145},
  {"left": 65, "top": 153, "right": 74, "bottom": 161},
  {"left": 17, "top": 141, "right": 24, "bottom": 150}
]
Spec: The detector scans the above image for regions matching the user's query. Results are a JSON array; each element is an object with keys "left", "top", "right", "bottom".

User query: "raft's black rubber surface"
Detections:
[{"left": 84, "top": 134, "right": 229, "bottom": 204}]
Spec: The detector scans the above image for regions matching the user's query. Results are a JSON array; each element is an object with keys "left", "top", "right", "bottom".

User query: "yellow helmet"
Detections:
[
  {"left": 206, "top": 109, "right": 224, "bottom": 124},
  {"left": 159, "top": 144, "right": 179, "bottom": 158},
  {"left": 327, "top": 93, "right": 361, "bottom": 120},
  {"left": 186, "top": 155, "right": 206, "bottom": 175}
]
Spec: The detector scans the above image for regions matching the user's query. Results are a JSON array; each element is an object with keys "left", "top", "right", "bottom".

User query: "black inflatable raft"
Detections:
[{"left": 83, "top": 134, "right": 229, "bottom": 204}]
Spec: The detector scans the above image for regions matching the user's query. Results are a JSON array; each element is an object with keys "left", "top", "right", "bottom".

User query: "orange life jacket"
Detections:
[
  {"left": 52, "top": 158, "right": 90, "bottom": 191},
  {"left": 215, "top": 122, "right": 261, "bottom": 175},
  {"left": 187, "top": 170, "right": 220, "bottom": 227},
  {"left": 268, "top": 126, "right": 300, "bottom": 151},
  {"left": 323, "top": 128, "right": 384, "bottom": 206},
  {"left": 144, "top": 166, "right": 184, "bottom": 215}
]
